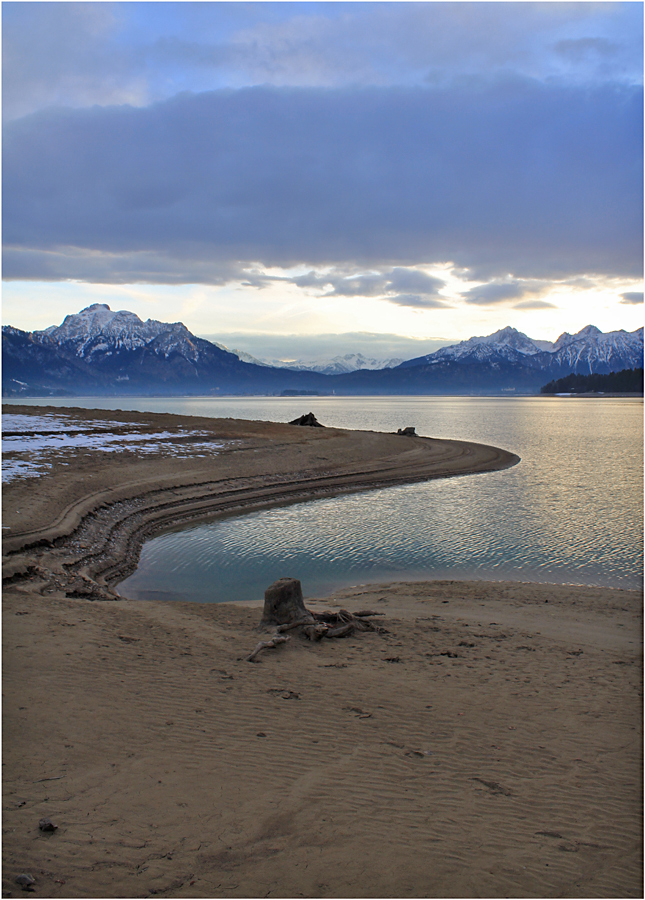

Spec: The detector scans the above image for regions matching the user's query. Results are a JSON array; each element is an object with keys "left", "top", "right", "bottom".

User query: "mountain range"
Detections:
[
  {"left": 210, "top": 343, "right": 404, "bottom": 375},
  {"left": 2, "top": 304, "right": 642, "bottom": 397},
  {"left": 274, "top": 352, "right": 405, "bottom": 376}
]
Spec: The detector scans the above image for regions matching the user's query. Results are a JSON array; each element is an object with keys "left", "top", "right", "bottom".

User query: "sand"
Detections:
[{"left": 2, "top": 406, "right": 642, "bottom": 898}]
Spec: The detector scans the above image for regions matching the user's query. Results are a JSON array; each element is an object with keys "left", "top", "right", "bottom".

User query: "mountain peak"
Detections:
[
  {"left": 576, "top": 324, "right": 602, "bottom": 338},
  {"left": 554, "top": 324, "right": 604, "bottom": 350},
  {"left": 468, "top": 325, "right": 540, "bottom": 355},
  {"left": 35, "top": 304, "right": 170, "bottom": 358}
]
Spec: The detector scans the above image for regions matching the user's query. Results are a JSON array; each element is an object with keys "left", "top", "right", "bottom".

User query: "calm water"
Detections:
[
  {"left": 7, "top": 395, "right": 642, "bottom": 598},
  {"left": 44, "top": 394, "right": 636, "bottom": 602}
]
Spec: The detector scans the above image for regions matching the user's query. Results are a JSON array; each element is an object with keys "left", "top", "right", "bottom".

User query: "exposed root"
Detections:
[
  {"left": 302, "top": 623, "right": 329, "bottom": 641},
  {"left": 312, "top": 609, "right": 382, "bottom": 632},
  {"left": 325, "top": 622, "right": 355, "bottom": 639},
  {"left": 276, "top": 620, "right": 314, "bottom": 633},
  {"left": 246, "top": 634, "right": 290, "bottom": 662},
  {"left": 246, "top": 608, "right": 386, "bottom": 660}
]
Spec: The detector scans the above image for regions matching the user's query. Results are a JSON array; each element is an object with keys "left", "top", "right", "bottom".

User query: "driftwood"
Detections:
[{"left": 246, "top": 634, "right": 290, "bottom": 662}]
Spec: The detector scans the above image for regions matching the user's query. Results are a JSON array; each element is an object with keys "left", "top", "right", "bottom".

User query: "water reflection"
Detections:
[{"left": 117, "top": 397, "right": 643, "bottom": 602}]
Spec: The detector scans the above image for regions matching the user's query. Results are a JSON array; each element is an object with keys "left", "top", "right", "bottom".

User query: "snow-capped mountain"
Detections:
[
  {"left": 548, "top": 325, "right": 644, "bottom": 373},
  {"left": 3, "top": 307, "right": 642, "bottom": 397},
  {"left": 211, "top": 344, "right": 404, "bottom": 374},
  {"left": 36, "top": 304, "right": 201, "bottom": 360},
  {"left": 411, "top": 325, "right": 545, "bottom": 365},
  {"left": 210, "top": 342, "right": 271, "bottom": 368},
  {"left": 553, "top": 324, "right": 602, "bottom": 351},
  {"left": 4, "top": 304, "right": 327, "bottom": 397},
  {"left": 400, "top": 324, "right": 643, "bottom": 375},
  {"left": 286, "top": 353, "right": 404, "bottom": 375}
]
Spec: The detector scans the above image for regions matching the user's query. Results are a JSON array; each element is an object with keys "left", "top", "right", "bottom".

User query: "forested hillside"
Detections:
[{"left": 540, "top": 368, "right": 643, "bottom": 394}]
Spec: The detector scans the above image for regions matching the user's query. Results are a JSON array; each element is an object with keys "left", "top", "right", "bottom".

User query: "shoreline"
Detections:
[
  {"left": 3, "top": 405, "right": 642, "bottom": 898},
  {"left": 2, "top": 404, "right": 519, "bottom": 598},
  {"left": 120, "top": 569, "right": 643, "bottom": 606}
]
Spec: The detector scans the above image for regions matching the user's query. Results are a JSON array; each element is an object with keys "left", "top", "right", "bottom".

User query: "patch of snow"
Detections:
[
  {"left": 2, "top": 413, "right": 236, "bottom": 483},
  {"left": 3, "top": 430, "right": 225, "bottom": 454},
  {"left": 2, "top": 413, "right": 112, "bottom": 434},
  {"left": 2, "top": 459, "right": 48, "bottom": 483}
]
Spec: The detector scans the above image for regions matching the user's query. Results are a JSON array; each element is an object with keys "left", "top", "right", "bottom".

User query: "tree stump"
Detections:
[
  {"left": 260, "top": 578, "right": 315, "bottom": 627},
  {"left": 289, "top": 412, "right": 323, "bottom": 427},
  {"left": 246, "top": 581, "right": 386, "bottom": 660}
]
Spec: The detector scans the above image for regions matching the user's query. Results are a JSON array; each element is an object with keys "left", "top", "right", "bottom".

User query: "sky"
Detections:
[{"left": 2, "top": 1, "right": 643, "bottom": 360}]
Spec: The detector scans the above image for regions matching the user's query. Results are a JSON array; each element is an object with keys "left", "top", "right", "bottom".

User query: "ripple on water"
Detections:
[{"left": 117, "top": 397, "right": 643, "bottom": 602}]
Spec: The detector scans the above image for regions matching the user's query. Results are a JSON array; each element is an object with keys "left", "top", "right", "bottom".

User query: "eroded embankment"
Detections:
[{"left": 2, "top": 407, "right": 519, "bottom": 601}]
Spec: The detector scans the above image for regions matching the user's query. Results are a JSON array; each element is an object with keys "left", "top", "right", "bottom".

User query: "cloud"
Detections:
[
  {"left": 290, "top": 271, "right": 334, "bottom": 290},
  {"left": 4, "top": 2, "right": 642, "bottom": 122},
  {"left": 197, "top": 330, "right": 453, "bottom": 362},
  {"left": 314, "top": 266, "right": 447, "bottom": 302},
  {"left": 1, "top": 3, "right": 147, "bottom": 121},
  {"left": 388, "top": 293, "right": 451, "bottom": 309},
  {"left": 620, "top": 291, "right": 644, "bottom": 304},
  {"left": 3, "top": 82, "right": 643, "bottom": 284},
  {"left": 554, "top": 37, "right": 620, "bottom": 63},
  {"left": 275, "top": 265, "right": 449, "bottom": 308},
  {"left": 464, "top": 282, "right": 528, "bottom": 305},
  {"left": 324, "top": 273, "right": 388, "bottom": 298},
  {"left": 513, "top": 299, "right": 557, "bottom": 310},
  {"left": 1, "top": 245, "right": 247, "bottom": 285},
  {"left": 462, "top": 280, "right": 552, "bottom": 306},
  {"left": 386, "top": 268, "right": 445, "bottom": 295}
]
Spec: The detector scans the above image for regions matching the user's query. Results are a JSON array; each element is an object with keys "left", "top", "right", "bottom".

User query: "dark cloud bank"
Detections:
[{"left": 3, "top": 80, "right": 642, "bottom": 285}]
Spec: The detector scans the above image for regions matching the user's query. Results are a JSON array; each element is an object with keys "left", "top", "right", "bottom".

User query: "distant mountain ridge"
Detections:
[
  {"left": 400, "top": 324, "right": 643, "bottom": 374},
  {"left": 2, "top": 305, "right": 643, "bottom": 397},
  {"left": 285, "top": 352, "right": 405, "bottom": 375},
  {"left": 209, "top": 342, "right": 404, "bottom": 374}
]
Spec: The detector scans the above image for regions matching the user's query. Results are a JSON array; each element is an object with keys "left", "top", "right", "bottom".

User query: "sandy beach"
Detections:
[{"left": 2, "top": 406, "right": 642, "bottom": 898}]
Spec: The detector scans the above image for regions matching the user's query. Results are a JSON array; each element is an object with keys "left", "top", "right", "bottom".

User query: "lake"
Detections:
[{"left": 11, "top": 395, "right": 639, "bottom": 600}]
